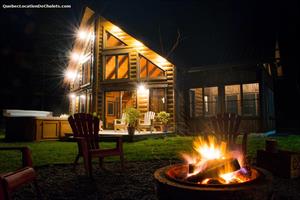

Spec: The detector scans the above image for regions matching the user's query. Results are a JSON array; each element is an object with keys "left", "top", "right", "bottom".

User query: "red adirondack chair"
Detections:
[
  {"left": 68, "top": 113, "right": 124, "bottom": 177},
  {"left": 0, "top": 147, "right": 40, "bottom": 200},
  {"left": 210, "top": 113, "right": 248, "bottom": 157}
]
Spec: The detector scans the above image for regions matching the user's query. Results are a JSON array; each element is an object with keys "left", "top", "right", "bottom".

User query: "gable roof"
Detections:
[
  {"left": 100, "top": 16, "right": 173, "bottom": 69},
  {"left": 65, "top": 7, "right": 174, "bottom": 82}
]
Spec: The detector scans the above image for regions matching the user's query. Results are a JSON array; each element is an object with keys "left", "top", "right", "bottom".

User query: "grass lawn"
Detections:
[{"left": 1, "top": 133, "right": 300, "bottom": 173}]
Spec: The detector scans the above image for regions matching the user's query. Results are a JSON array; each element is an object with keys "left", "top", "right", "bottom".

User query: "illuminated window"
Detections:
[
  {"left": 139, "top": 55, "right": 165, "bottom": 79},
  {"left": 225, "top": 85, "right": 241, "bottom": 115},
  {"left": 204, "top": 87, "right": 218, "bottom": 116},
  {"left": 189, "top": 87, "right": 218, "bottom": 117},
  {"left": 242, "top": 83, "right": 259, "bottom": 116},
  {"left": 105, "top": 55, "right": 129, "bottom": 80},
  {"left": 105, "top": 31, "right": 126, "bottom": 48},
  {"left": 150, "top": 89, "right": 166, "bottom": 113}
]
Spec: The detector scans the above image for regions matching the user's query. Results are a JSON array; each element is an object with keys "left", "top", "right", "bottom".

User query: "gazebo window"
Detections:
[
  {"left": 225, "top": 85, "right": 241, "bottom": 115},
  {"left": 189, "top": 87, "right": 218, "bottom": 117},
  {"left": 242, "top": 83, "right": 259, "bottom": 116}
]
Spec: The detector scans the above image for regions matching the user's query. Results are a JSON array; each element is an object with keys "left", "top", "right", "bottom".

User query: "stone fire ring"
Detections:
[{"left": 154, "top": 164, "right": 273, "bottom": 200}]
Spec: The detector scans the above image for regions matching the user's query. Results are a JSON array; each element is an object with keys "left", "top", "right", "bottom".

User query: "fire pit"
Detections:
[{"left": 154, "top": 135, "right": 273, "bottom": 200}]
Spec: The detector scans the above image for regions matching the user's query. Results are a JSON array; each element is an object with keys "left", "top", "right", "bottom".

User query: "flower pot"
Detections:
[
  {"left": 163, "top": 125, "right": 168, "bottom": 133},
  {"left": 127, "top": 126, "right": 135, "bottom": 142},
  {"left": 127, "top": 126, "right": 135, "bottom": 135}
]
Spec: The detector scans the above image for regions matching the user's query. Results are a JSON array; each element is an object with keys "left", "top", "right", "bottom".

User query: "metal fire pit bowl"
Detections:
[{"left": 154, "top": 164, "right": 273, "bottom": 200}]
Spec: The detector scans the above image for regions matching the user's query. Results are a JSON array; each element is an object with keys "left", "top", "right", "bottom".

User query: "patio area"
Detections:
[
  {"left": 12, "top": 160, "right": 300, "bottom": 200},
  {"left": 64, "top": 130, "right": 171, "bottom": 142},
  {"left": 99, "top": 129, "right": 168, "bottom": 136}
]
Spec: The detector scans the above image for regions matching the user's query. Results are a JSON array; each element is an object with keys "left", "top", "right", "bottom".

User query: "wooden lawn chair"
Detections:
[{"left": 68, "top": 113, "right": 124, "bottom": 177}]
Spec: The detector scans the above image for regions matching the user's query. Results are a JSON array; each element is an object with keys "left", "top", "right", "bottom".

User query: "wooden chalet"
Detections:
[
  {"left": 65, "top": 7, "right": 277, "bottom": 135},
  {"left": 65, "top": 7, "right": 175, "bottom": 132}
]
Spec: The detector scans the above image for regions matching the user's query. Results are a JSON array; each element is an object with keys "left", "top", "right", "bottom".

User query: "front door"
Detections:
[{"left": 104, "top": 90, "right": 136, "bottom": 129}]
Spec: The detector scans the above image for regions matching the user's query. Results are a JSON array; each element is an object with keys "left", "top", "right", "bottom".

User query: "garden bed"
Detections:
[{"left": 13, "top": 160, "right": 300, "bottom": 200}]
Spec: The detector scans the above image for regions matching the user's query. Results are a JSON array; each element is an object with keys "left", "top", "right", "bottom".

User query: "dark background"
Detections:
[{"left": 1, "top": 0, "right": 299, "bottom": 131}]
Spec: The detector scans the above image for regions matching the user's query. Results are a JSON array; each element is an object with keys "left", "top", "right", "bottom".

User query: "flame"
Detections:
[
  {"left": 182, "top": 135, "right": 247, "bottom": 184},
  {"left": 193, "top": 135, "right": 227, "bottom": 160}
]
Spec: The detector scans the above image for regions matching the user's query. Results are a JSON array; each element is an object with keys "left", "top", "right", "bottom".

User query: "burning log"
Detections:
[{"left": 186, "top": 158, "right": 241, "bottom": 183}]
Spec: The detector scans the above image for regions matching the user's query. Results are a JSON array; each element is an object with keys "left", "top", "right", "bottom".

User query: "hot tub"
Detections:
[{"left": 3, "top": 110, "right": 72, "bottom": 141}]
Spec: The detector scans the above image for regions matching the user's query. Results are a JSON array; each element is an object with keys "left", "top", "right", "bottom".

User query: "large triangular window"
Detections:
[
  {"left": 139, "top": 55, "right": 165, "bottom": 79},
  {"left": 105, "top": 31, "right": 126, "bottom": 48}
]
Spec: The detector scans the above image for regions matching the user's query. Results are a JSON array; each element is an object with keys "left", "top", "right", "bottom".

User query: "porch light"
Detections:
[
  {"left": 65, "top": 70, "right": 77, "bottom": 81},
  {"left": 138, "top": 84, "right": 149, "bottom": 96},
  {"left": 69, "top": 93, "right": 76, "bottom": 99}
]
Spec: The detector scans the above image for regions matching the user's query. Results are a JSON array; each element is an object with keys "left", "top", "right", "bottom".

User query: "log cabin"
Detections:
[
  {"left": 65, "top": 7, "right": 276, "bottom": 134},
  {"left": 65, "top": 7, "right": 175, "bottom": 132}
]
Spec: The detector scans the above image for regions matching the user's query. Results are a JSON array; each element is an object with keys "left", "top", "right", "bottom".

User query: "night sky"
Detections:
[{"left": 1, "top": 0, "right": 299, "bottom": 124}]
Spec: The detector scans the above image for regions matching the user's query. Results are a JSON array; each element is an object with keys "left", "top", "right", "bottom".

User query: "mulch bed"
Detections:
[{"left": 14, "top": 160, "right": 300, "bottom": 200}]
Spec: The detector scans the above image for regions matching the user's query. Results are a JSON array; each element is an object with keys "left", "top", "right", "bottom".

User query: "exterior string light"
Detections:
[
  {"left": 71, "top": 52, "right": 80, "bottom": 61},
  {"left": 78, "top": 30, "right": 87, "bottom": 40},
  {"left": 65, "top": 70, "right": 77, "bottom": 81}
]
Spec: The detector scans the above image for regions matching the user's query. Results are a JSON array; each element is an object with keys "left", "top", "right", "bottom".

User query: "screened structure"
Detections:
[{"left": 177, "top": 63, "right": 276, "bottom": 133}]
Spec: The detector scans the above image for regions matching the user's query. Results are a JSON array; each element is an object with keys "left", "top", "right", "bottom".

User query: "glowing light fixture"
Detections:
[
  {"left": 137, "top": 84, "right": 149, "bottom": 96},
  {"left": 78, "top": 30, "right": 87, "bottom": 40},
  {"left": 80, "top": 94, "right": 86, "bottom": 99},
  {"left": 65, "top": 70, "right": 77, "bottom": 81},
  {"left": 71, "top": 52, "right": 80, "bottom": 61},
  {"left": 69, "top": 93, "right": 76, "bottom": 99}
]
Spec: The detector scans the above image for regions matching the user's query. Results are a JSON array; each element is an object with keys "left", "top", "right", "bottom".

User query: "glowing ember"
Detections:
[{"left": 181, "top": 135, "right": 248, "bottom": 184}]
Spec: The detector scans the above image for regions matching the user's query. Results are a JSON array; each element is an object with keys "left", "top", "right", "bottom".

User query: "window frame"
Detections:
[
  {"left": 103, "top": 54, "right": 129, "bottom": 81},
  {"left": 138, "top": 55, "right": 166, "bottom": 80},
  {"left": 241, "top": 83, "right": 260, "bottom": 117},
  {"left": 104, "top": 31, "right": 127, "bottom": 49},
  {"left": 189, "top": 86, "right": 219, "bottom": 118},
  {"left": 149, "top": 88, "right": 167, "bottom": 113}
]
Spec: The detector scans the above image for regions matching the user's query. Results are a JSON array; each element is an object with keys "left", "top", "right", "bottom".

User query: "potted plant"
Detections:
[
  {"left": 157, "top": 111, "right": 170, "bottom": 133},
  {"left": 124, "top": 107, "right": 140, "bottom": 137}
]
